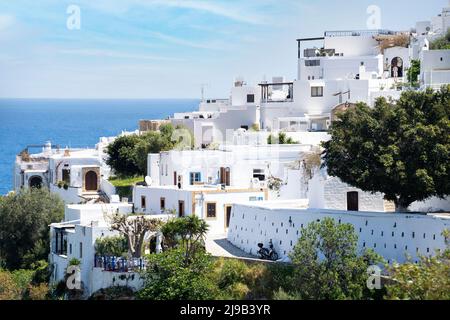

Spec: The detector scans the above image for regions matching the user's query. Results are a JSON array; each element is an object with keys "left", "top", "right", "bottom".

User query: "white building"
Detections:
[
  {"left": 49, "top": 202, "right": 170, "bottom": 297},
  {"left": 228, "top": 201, "right": 450, "bottom": 264},
  {"left": 133, "top": 144, "right": 319, "bottom": 234},
  {"left": 13, "top": 139, "right": 117, "bottom": 204}
]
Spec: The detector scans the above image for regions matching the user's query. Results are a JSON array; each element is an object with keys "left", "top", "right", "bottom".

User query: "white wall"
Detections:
[
  {"left": 228, "top": 203, "right": 450, "bottom": 263},
  {"left": 91, "top": 268, "right": 143, "bottom": 294},
  {"left": 308, "top": 171, "right": 385, "bottom": 212}
]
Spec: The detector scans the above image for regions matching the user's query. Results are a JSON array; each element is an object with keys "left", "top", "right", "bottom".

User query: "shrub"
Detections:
[{"left": 95, "top": 235, "right": 128, "bottom": 257}]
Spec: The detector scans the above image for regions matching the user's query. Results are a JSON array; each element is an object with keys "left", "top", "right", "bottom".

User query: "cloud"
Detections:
[
  {"left": 148, "top": 31, "right": 222, "bottom": 50},
  {"left": 59, "top": 48, "right": 184, "bottom": 61},
  {"left": 0, "top": 14, "right": 15, "bottom": 31}
]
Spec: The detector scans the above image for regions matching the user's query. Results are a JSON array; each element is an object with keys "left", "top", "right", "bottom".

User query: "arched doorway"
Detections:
[
  {"left": 391, "top": 57, "right": 403, "bottom": 78},
  {"left": 29, "top": 176, "right": 43, "bottom": 189},
  {"left": 85, "top": 171, "right": 98, "bottom": 191}
]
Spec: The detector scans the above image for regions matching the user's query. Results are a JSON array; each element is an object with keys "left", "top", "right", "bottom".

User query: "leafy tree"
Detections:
[
  {"left": 287, "top": 218, "right": 383, "bottom": 300},
  {"left": 105, "top": 134, "right": 142, "bottom": 177},
  {"left": 138, "top": 248, "right": 218, "bottom": 300},
  {"left": 385, "top": 230, "right": 450, "bottom": 300},
  {"left": 0, "top": 189, "right": 64, "bottom": 269},
  {"left": 161, "top": 216, "right": 208, "bottom": 262},
  {"left": 322, "top": 86, "right": 450, "bottom": 212},
  {"left": 106, "top": 124, "right": 194, "bottom": 177},
  {"left": 407, "top": 59, "right": 420, "bottom": 87},
  {"left": 106, "top": 213, "right": 164, "bottom": 258},
  {"left": 95, "top": 235, "right": 128, "bottom": 257}
]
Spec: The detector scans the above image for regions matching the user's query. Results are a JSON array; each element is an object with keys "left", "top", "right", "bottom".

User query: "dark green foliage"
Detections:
[
  {"left": 95, "top": 235, "right": 128, "bottom": 257},
  {"left": 138, "top": 248, "right": 218, "bottom": 300},
  {"left": 106, "top": 124, "right": 194, "bottom": 177},
  {"left": 286, "top": 218, "right": 383, "bottom": 300},
  {"left": 322, "top": 86, "right": 450, "bottom": 211},
  {"left": 0, "top": 188, "right": 64, "bottom": 270},
  {"left": 161, "top": 216, "right": 208, "bottom": 262}
]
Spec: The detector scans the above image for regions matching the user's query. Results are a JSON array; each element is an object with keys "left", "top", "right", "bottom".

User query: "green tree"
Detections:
[
  {"left": 95, "top": 235, "right": 128, "bottom": 257},
  {"left": 385, "top": 230, "right": 450, "bottom": 300},
  {"left": 0, "top": 189, "right": 64, "bottom": 269},
  {"left": 406, "top": 59, "right": 420, "bottom": 87},
  {"left": 106, "top": 134, "right": 142, "bottom": 177},
  {"left": 322, "top": 86, "right": 450, "bottom": 212},
  {"left": 267, "top": 132, "right": 298, "bottom": 145},
  {"left": 138, "top": 248, "right": 218, "bottom": 300},
  {"left": 288, "top": 218, "right": 383, "bottom": 300},
  {"left": 161, "top": 216, "right": 208, "bottom": 262},
  {"left": 106, "top": 124, "right": 194, "bottom": 177}
]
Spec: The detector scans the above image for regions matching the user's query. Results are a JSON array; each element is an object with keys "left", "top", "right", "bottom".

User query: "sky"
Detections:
[{"left": 0, "top": 0, "right": 449, "bottom": 99}]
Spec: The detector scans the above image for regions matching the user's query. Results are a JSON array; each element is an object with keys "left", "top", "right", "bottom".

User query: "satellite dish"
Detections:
[{"left": 145, "top": 176, "right": 152, "bottom": 186}]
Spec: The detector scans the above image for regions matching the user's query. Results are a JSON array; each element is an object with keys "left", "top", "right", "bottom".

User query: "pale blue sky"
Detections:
[{"left": 0, "top": 0, "right": 448, "bottom": 99}]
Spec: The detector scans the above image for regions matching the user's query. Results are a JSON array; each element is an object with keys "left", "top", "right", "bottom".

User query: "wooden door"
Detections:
[{"left": 347, "top": 191, "right": 359, "bottom": 211}]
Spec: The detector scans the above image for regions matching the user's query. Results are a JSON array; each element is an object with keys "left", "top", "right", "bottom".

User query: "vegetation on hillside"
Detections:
[{"left": 0, "top": 188, "right": 64, "bottom": 270}]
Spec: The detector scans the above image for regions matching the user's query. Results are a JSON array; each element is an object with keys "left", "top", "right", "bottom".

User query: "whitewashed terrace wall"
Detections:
[
  {"left": 227, "top": 204, "right": 450, "bottom": 264},
  {"left": 91, "top": 269, "right": 143, "bottom": 295}
]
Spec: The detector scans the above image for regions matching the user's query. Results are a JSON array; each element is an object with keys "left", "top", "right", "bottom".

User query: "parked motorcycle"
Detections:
[{"left": 257, "top": 240, "right": 279, "bottom": 261}]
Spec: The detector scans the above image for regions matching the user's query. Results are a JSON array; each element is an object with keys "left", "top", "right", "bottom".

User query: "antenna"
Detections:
[{"left": 200, "top": 83, "right": 208, "bottom": 102}]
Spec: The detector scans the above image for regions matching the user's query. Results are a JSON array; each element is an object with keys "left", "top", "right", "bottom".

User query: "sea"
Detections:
[{"left": 0, "top": 99, "right": 199, "bottom": 195}]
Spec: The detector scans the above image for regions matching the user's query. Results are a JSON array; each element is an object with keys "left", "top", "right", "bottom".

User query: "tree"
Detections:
[
  {"left": 0, "top": 189, "right": 64, "bottom": 269},
  {"left": 105, "top": 134, "right": 142, "bottom": 177},
  {"left": 94, "top": 235, "right": 128, "bottom": 257},
  {"left": 407, "top": 59, "right": 420, "bottom": 87},
  {"left": 105, "top": 124, "right": 194, "bottom": 177},
  {"left": 322, "top": 86, "right": 450, "bottom": 212},
  {"left": 106, "top": 212, "right": 164, "bottom": 258},
  {"left": 161, "top": 216, "right": 209, "bottom": 262},
  {"left": 288, "top": 218, "right": 383, "bottom": 300},
  {"left": 385, "top": 230, "right": 450, "bottom": 300},
  {"left": 138, "top": 248, "right": 218, "bottom": 300}
]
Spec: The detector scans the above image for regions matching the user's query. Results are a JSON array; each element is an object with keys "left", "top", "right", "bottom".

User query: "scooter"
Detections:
[{"left": 257, "top": 240, "right": 279, "bottom": 261}]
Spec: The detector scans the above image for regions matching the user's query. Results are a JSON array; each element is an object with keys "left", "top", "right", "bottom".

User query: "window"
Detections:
[
  {"left": 79, "top": 242, "right": 83, "bottom": 259},
  {"left": 347, "top": 192, "right": 359, "bottom": 211},
  {"left": 160, "top": 197, "right": 165, "bottom": 211},
  {"left": 305, "top": 59, "right": 320, "bottom": 66},
  {"left": 311, "top": 86, "right": 323, "bottom": 97},
  {"left": 62, "top": 169, "right": 70, "bottom": 184},
  {"left": 69, "top": 243, "right": 72, "bottom": 255},
  {"left": 141, "top": 196, "right": 146, "bottom": 209},
  {"left": 206, "top": 203, "right": 216, "bottom": 218},
  {"left": 190, "top": 172, "right": 201, "bottom": 185},
  {"left": 253, "top": 169, "right": 265, "bottom": 181},
  {"left": 247, "top": 94, "right": 255, "bottom": 103}
]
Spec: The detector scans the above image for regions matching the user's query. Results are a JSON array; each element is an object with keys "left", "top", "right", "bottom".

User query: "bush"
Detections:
[{"left": 138, "top": 249, "right": 218, "bottom": 300}]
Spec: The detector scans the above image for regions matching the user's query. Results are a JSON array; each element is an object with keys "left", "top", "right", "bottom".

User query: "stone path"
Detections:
[{"left": 205, "top": 233, "right": 257, "bottom": 260}]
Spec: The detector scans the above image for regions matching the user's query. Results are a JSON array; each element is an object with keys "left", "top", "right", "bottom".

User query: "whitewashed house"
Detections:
[
  {"left": 133, "top": 144, "right": 321, "bottom": 234},
  {"left": 14, "top": 139, "right": 117, "bottom": 204}
]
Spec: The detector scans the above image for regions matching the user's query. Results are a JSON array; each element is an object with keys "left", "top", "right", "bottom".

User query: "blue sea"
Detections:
[{"left": 0, "top": 99, "right": 198, "bottom": 195}]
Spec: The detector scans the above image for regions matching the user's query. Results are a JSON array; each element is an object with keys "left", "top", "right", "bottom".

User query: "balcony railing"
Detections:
[{"left": 94, "top": 255, "right": 147, "bottom": 272}]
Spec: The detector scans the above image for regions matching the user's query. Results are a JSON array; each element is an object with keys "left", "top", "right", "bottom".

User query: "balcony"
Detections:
[
  {"left": 259, "top": 82, "right": 294, "bottom": 103},
  {"left": 94, "top": 255, "right": 147, "bottom": 272}
]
